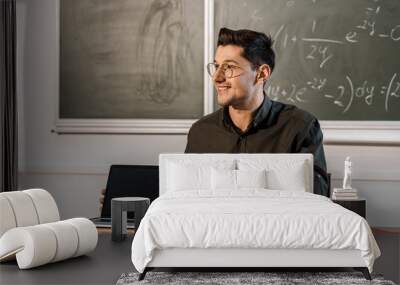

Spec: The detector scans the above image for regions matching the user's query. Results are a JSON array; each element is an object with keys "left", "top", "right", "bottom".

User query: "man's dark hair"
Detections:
[{"left": 217, "top": 27, "right": 275, "bottom": 72}]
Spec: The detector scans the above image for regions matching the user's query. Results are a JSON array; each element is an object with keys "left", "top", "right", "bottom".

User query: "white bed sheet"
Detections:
[{"left": 131, "top": 190, "right": 380, "bottom": 273}]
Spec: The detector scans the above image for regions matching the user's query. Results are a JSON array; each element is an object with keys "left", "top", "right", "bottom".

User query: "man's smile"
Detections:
[{"left": 216, "top": 85, "right": 231, "bottom": 92}]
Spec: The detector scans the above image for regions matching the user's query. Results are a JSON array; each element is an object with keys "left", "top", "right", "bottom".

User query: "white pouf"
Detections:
[
  {"left": 0, "top": 196, "right": 17, "bottom": 237},
  {"left": 0, "top": 218, "right": 98, "bottom": 269},
  {"left": 1, "top": 191, "right": 40, "bottom": 227},
  {"left": 0, "top": 189, "right": 98, "bottom": 269},
  {"left": 23, "top": 189, "right": 60, "bottom": 223},
  {"left": 0, "top": 189, "right": 60, "bottom": 236}
]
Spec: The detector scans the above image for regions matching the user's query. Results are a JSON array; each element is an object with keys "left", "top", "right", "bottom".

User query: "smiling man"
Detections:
[{"left": 185, "top": 27, "right": 329, "bottom": 197}]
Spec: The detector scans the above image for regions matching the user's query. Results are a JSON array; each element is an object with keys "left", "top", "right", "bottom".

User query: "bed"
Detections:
[{"left": 131, "top": 154, "right": 380, "bottom": 280}]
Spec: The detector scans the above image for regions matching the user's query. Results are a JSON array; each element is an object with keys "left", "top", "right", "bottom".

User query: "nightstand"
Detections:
[{"left": 332, "top": 198, "right": 366, "bottom": 218}]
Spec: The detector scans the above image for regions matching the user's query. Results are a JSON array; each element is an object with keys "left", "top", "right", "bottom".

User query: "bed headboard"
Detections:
[{"left": 159, "top": 153, "right": 314, "bottom": 195}]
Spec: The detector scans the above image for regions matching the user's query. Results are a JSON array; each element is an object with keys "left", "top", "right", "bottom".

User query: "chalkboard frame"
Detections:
[
  {"left": 321, "top": 121, "right": 400, "bottom": 145},
  {"left": 55, "top": 0, "right": 215, "bottom": 134},
  {"left": 54, "top": 0, "right": 400, "bottom": 144}
]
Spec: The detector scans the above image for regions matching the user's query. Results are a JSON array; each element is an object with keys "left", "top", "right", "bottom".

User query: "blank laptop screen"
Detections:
[{"left": 101, "top": 165, "right": 159, "bottom": 218}]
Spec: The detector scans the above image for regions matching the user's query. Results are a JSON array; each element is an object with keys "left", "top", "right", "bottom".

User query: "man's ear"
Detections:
[{"left": 256, "top": 64, "right": 271, "bottom": 84}]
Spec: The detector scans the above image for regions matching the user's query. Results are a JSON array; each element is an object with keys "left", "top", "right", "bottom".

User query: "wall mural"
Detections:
[{"left": 60, "top": 0, "right": 204, "bottom": 120}]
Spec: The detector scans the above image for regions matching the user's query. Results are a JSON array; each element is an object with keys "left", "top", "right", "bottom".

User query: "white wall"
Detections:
[
  {"left": 16, "top": 0, "right": 187, "bottom": 219},
  {"left": 17, "top": 0, "right": 400, "bottom": 225}
]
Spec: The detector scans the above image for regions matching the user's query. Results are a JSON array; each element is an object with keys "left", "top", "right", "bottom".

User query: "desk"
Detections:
[{"left": 0, "top": 232, "right": 134, "bottom": 285}]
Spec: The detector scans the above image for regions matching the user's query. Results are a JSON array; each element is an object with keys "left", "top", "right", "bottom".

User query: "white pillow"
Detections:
[
  {"left": 238, "top": 159, "right": 308, "bottom": 191},
  {"left": 211, "top": 168, "right": 268, "bottom": 191},
  {"left": 167, "top": 162, "right": 211, "bottom": 191},
  {"left": 211, "top": 168, "right": 236, "bottom": 190},
  {"left": 267, "top": 166, "right": 306, "bottom": 191},
  {"left": 236, "top": 169, "right": 267, "bottom": 189},
  {"left": 166, "top": 159, "right": 236, "bottom": 192}
]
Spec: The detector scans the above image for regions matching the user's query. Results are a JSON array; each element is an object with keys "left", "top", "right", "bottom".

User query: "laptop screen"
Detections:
[{"left": 101, "top": 165, "right": 159, "bottom": 218}]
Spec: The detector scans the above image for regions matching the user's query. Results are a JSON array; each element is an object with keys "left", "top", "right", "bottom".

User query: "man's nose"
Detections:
[{"left": 213, "top": 67, "right": 226, "bottom": 83}]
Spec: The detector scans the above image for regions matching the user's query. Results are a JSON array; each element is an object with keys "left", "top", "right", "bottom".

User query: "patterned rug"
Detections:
[{"left": 116, "top": 271, "right": 396, "bottom": 285}]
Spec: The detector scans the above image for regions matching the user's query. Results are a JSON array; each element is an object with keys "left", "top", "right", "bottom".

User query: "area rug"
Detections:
[{"left": 116, "top": 271, "right": 396, "bottom": 285}]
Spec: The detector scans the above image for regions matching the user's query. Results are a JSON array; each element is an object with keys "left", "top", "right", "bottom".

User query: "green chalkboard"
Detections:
[
  {"left": 60, "top": 0, "right": 204, "bottom": 119},
  {"left": 215, "top": 0, "right": 400, "bottom": 120}
]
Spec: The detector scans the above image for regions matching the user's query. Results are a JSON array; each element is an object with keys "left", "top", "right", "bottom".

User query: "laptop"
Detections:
[{"left": 91, "top": 165, "right": 159, "bottom": 228}]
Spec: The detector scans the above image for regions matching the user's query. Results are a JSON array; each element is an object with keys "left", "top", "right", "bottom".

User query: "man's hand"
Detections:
[{"left": 99, "top": 188, "right": 106, "bottom": 214}]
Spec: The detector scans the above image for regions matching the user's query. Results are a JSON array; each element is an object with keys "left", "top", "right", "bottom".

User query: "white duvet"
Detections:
[{"left": 131, "top": 190, "right": 380, "bottom": 273}]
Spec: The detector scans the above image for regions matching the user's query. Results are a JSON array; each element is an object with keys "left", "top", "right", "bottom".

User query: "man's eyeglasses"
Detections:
[{"left": 206, "top": 62, "right": 244, "bottom": 79}]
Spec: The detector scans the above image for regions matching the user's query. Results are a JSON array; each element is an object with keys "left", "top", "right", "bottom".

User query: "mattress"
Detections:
[{"left": 131, "top": 190, "right": 380, "bottom": 273}]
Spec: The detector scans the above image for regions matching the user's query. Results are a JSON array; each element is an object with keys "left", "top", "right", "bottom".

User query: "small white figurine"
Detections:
[{"left": 342, "top": 156, "right": 352, "bottom": 189}]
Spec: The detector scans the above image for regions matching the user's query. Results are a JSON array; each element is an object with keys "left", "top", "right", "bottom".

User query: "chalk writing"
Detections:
[
  {"left": 327, "top": 74, "right": 400, "bottom": 113},
  {"left": 301, "top": 16, "right": 344, "bottom": 69},
  {"left": 218, "top": 0, "right": 400, "bottom": 120},
  {"left": 306, "top": 45, "right": 333, "bottom": 68},
  {"left": 307, "top": 77, "right": 327, "bottom": 90},
  {"left": 346, "top": 0, "right": 400, "bottom": 43},
  {"left": 382, "top": 73, "right": 400, "bottom": 112},
  {"left": 265, "top": 84, "right": 308, "bottom": 103},
  {"left": 265, "top": 74, "right": 399, "bottom": 113}
]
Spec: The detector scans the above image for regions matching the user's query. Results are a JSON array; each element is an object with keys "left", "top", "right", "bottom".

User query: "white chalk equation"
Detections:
[
  {"left": 270, "top": 0, "right": 399, "bottom": 72},
  {"left": 231, "top": 0, "right": 400, "bottom": 118},
  {"left": 271, "top": 23, "right": 341, "bottom": 69},
  {"left": 346, "top": 0, "right": 400, "bottom": 43},
  {"left": 265, "top": 73, "right": 400, "bottom": 113},
  {"left": 265, "top": 84, "right": 308, "bottom": 103},
  {"left": 323, "top": 74, "right": 400, "bottom": 113}
]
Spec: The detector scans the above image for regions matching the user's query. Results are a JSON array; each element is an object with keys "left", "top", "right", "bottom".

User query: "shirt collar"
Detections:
[
  {"left": 252, "top": 93, "right": 272, "bottom": 128},
  {"left": 221, "top": 93, "right": 273, "bottom": 130}
]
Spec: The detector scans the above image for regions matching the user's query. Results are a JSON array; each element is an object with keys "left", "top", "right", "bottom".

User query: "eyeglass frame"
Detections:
[{"left": 206, "top": 62, "right": 247, "bottom": 79}]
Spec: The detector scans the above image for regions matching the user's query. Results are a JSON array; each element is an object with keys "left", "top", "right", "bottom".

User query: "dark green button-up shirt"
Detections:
[{"left": 185, "top": 95, "right": 329, "bottom": 196}]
